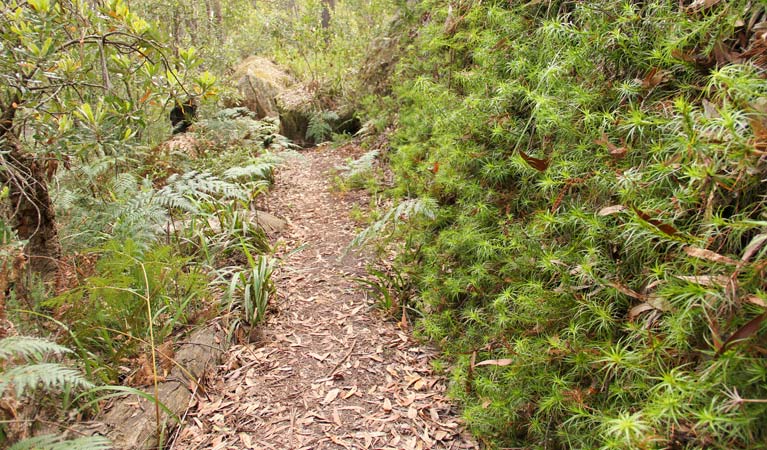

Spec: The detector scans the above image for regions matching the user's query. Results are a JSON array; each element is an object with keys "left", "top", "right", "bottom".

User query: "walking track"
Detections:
[{"left": 171, "top": 144, "right": 478, "bottom": 449}]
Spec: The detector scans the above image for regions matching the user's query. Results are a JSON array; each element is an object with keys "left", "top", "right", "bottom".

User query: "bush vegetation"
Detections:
[
  {"left": 0, "top": 1, "right": 286, "bottom": 445},
  {"left": 6, "top": 0, "right": 766, "bottom": 447},
  {"left": 365, "top": 0, "right": 767, "bottom": 448}
]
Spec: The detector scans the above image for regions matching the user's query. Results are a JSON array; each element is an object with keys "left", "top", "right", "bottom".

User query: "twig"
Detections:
[{"left": 326, "top": 339, "right": 356, "bottom": 378}]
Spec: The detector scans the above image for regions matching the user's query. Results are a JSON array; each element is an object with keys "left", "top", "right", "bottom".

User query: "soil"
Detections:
[{"left": 169, "top": 144, "right": 478, "bottom": 449}]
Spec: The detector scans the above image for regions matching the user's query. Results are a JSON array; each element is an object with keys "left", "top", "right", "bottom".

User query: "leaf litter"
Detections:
[{"left": 170, "top": 144, "right": 478, "bottom": 449}]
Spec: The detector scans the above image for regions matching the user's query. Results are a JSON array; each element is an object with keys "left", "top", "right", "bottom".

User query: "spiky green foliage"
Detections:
[
  {"left": 224, "top": 247, "right": 276, "bottom": 332},
  {"left": 372, "top": 0, "right": 767, "bottom": 448},
  {"left": 9, "top": 434, "right": 111, "bottom": 450}
]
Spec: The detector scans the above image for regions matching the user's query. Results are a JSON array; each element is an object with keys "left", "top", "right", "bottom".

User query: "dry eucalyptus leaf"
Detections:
[
  {"left": 685, "top": 246, "right": 741, "bottom": 266},
  {"left": 323, "top": 388, "right": 340, "bottom": 405},
  {"left": 598, "top": 205, "right": 627, "bottom": 216},
  {"left": 475, "top": 358, "right": 513, "bottom": 367}
]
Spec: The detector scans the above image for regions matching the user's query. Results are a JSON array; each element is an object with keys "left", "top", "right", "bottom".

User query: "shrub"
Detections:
[{"left": 374, "top": 0, "right": 767, "bottom": 448}]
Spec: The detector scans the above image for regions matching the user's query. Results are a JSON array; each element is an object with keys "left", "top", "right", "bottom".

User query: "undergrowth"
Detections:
[
  {"left": 38, "top": 113, "right": 286, "bottom": 380},
  {"left": 0, "top": 336, "right": 139, "bottom": 449},
  {"left": 365, "top": 0, "right": 767, "bottom": 448},
  {"left": 3, "top": 107, "right": 286, "bottom": 445}
]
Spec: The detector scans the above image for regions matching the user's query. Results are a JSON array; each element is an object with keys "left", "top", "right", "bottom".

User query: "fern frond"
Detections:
[
  {"left": 337, "top": 149, "right": 380, "bottom": 179},
  {"left": 77, "top": 156, "right": 126, "bottom": 182},
  {"left": 306, "top": 111, "right": 338, "bottom": 143},
  {"left": 9, "top": 434, "right": 112, "bottom": 450},
  {"left": 158, "top": 171, "right": 248, "bottom": 206},
  {"left": 223, "top": 163, "right": 275, "bottom": 184},
  {"left": 0, "top": 336, "right": 72, "bottom": 361},
  {"left": 153, "top": 187, "right": 198, "bottom": 212},
  {"left": 215, "top": 107, "right": 257, "bottom": 120},
  {"left": 109, "top": 173, "right": 138, "bottom": 198},
  {"left": 351, "top": 197, "right": 437, "bottom": 248},
  {"left": 0, "top": 363, "right": 94, "bottom": 397},
  {"left": 110, "top": 189, "right": 169, "bottom": 247},
  {"left": 53, "top": 188, "right": 78, "bottom": 211},
  {"left": 254, "top": 153, "right": 287, "bottom": 166}
]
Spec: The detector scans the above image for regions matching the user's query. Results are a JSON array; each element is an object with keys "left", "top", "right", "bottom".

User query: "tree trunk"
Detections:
[
  {"left": 205, "top": 0, "right": 213, "bottom": 41},
  {"left": 321, "top": 0, "right": 335, "bottom": 29},
  {"left": 210, "top": 0, "right": 223, "bottom": 42},
  {"left": 171, "top": 13, "right": 180, "bottom": 59},
  {"left": 1, "top": 102, "right": 61, "bottom": 276}
]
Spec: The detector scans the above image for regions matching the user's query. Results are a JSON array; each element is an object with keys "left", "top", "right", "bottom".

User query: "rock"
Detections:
[
  {"left": 358, "top": 34, "right": 401, "bottom": 96},
  {"left": 153, "top": 133, "right": 200, "bottom": 158},
  {"left": 233, "top": 56, "right": 294, "bottom": 119},
  {"left": 170, "top": 210, "right": 286, "bottom": 237},
  {"left": 230, "top": 57, "right": 361, "bottom": 147},
  {"left": 253, "top": 210, "right": 287, "bottom": 237},
  {"left": 70, "top": 325, "right": 228, "bottom": 449},
  {"left": 356, "top": 10, "right": 412, "bottom": 98}
]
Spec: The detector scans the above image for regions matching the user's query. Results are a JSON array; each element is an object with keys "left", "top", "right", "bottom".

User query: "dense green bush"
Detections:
[{"left": 378, "top": 0, "right": 767, "bottom": 448}]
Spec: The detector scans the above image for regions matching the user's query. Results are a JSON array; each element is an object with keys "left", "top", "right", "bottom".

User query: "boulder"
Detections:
[
  {"left": 170, "top": 210, "right": 286, "bottom": 238},
  {"left": 230, "top": 57, "right": 361, "bottom": 147},
  {"left": 153, "top": 133, "right": 200, "bottom": 159},
  {"left": 253, "top": 210, "right": 287, "bottom": 237},
  {"left": 233, "top": 56, "right": 294, "bottom": 119}
]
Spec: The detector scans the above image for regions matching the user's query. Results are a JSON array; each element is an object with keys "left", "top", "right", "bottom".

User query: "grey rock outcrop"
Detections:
[{"left": 233, "top": 56, "right": 294, "bottom": 119}]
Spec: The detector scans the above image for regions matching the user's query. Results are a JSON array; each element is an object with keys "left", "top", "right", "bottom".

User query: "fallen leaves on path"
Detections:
[{"left": 170, "top": 144, "right": 478, "bottom": 449}]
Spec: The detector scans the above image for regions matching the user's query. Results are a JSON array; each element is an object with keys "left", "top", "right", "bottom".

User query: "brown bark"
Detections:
[
  {"left": 171, "top": 13, "right": 180, "bottom": 59},
  {"left": 321, "top": 0, "right": 335, "bottom": 29},
  {"left": 1, "top": 101, "right": 61, "bottom": 276},
  {"left": 210, "top": 0, "right": 223, "bottom": 41},
  {"left": 205, "top": 0, "right": 213, "bottom": 40}
]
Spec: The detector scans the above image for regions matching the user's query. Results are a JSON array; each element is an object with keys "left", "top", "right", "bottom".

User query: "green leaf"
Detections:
[
  {"left": 27, "top": 0, "right": 51, "bottom": 14},
  {"left": 75, "top": 103, "right": 95, "bottom": 124},
  {"left": 9, "top": 434, "right": 112, "bottom": 450}
]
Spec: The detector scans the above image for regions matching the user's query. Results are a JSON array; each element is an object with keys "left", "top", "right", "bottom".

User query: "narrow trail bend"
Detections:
[{"left": 173, "top": 145, "right": 478, "bottom": 449}]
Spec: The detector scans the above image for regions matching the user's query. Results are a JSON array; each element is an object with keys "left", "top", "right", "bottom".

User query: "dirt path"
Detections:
[{"left": 171, "top": 145, "right": 477, "bottom": 449}]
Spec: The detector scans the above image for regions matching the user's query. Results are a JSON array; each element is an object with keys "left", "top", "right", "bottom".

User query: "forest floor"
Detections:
[{"left": 169, "top": 144, "right": 478, "bottom": 449}]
